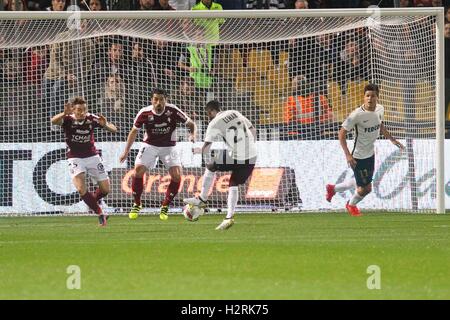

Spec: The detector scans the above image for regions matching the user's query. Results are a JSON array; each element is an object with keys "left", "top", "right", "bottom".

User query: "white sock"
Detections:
[
  {"left": 226, "top": 186, "right": 239, "bottom": 219},
  {"left": 200, "top": 169, "right": 215, "bottom": 201},
  {"left": 349, "top": 192, "right": 364, "bottom": 206},
  {"left": 335, "top": 179, "right": 356, "bottom": 192}
]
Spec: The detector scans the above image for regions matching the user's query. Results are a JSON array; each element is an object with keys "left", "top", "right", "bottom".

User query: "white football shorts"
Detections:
[
  {"left": 135, "top": 144, "right": 181, "bottom": 169},
  {"left": 67, "top": 154, "right": 109, "bottom": 182}
]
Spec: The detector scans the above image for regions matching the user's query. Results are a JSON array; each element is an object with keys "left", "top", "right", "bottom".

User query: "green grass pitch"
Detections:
[{"left": 1, "top": 213, "right": 449, "bottom": 300}]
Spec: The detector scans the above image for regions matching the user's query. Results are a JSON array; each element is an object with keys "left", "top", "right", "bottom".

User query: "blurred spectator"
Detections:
[
  {"left": 333, "top": 36, "right": 367, "bottom": 95},
  {"left": 81, "top": 0, "right": 107, "bottom": 10},
  {"left": 359, "top": 0, "right": 371, "bottom": 7},
  {"left": 46, "top": 0, "right": 66, "bottom": 10},
  {"left": 92, "top": 41, "right": 131, "bottom": 94},
  {"left": 308, "top": 0, "right": 325, "bottom": 7},
  {"left": 217, "top": 0, "right": 246, "bottom": 9},
  {"left": 283, "top": 94, "right": 334, "bottom": 138},
  {"left": 3, "top": 0, "right": 27, "bottom": 10},
  {"left": 413, "top": 0, "right": 432, "bottom": 5},
  {"left": 26, "top": 1, "right": 42, "bottom": 10},
  {"left": 100, "top": 74, "right": 125, "bottom": 123},
  {"left": 153, "top": 0, "right": 175, "bottom": 9},
  {"left": 172, "top": 0, "right": 196, "bottom": 10},
  {"left": 294, "top": 0, "right": 308, "bottom": 8},
  {"left": 139, "top": 0, "right": 156, "bottom": 9},
  {"left": 26, "top": 46, "right": 48, "bottom": 100},
  {"left": 431, "top": 0, "right": 442, "bottom": 6},
  {"left": 399, "top": 0, "right": 412, "bottom": 6},
  {"left": 129, "top": 39, "right": 156, "bottom": 107},
  {"left": 0, "top": 49, "right": 28, "bottom": 137},
  {"left": 107, "top": 0, "right": 132, "bottom": 9},
  {"left": 147, "top": 37, "right": 179, "bottom": 95},
  {"left": 178, "top": 28, "right": 215, "bottom": 105},
  {"left": 191, "top": 0, "right": 224, "bottom": 44},
  {"left": 289, "top": 34, "right": 335, "bottom": 97},
  {"left": 171, "top": 76, "right": 198, "bottom": 120},
  {"left": 43, "top": 25, "right": 95, "bottom": 131},
  {"left": 246, "top": 0, "right": 287, "bottom": 9}
]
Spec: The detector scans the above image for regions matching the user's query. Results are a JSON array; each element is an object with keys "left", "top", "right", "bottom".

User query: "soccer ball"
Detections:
[{"left": 182, "top": 204, "right": 203, "bottom": 222}]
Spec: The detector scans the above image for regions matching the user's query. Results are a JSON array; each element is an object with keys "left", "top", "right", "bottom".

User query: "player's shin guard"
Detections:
[
  {"left": 132, "top": 176, "right": 144, "bottom": 206},
  {"left": 162, "top": 180, "right": 181, "bottom": 206},
  {"left": 226, "top": 186, "right": 239, "bottom": 219},
  {"left": 81, "top": 192, "right": 102, "bottom": 215},
  {"left": 200, "top": 169, "right": 215, "bottom": 202}
]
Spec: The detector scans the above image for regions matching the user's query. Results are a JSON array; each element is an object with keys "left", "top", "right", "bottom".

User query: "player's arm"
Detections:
[
  {"left": 380, "top": 123, "right": 405, "bottom": 149},
  {"left": 98, "top": 115, "right": 118, "bottom": 133},
  {"left": 338, "top": 127, "right": 356, "bottom": 168},
  {"left": 250, "top": 127, "right": 257, "bottom": 140},
  {"left": 50, "top": 103, "right": 72, "bottom": 126},
  {"left": 201, "top": 141, "right": 212, "bottom": 155},
  {"left": 178, "top": 51, "right": 196, "bottom": 73},
  {"left": 242, "top": 116, "right": 257, "bottom": 141},
  {"left": 119, "top": 127, "right": 139, "bottom": 163},
  {"left": 185, "top": 119, "right": 197, "bottom": 143}
]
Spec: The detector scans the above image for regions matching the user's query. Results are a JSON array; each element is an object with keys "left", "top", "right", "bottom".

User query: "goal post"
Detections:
[{"left": 0, "top": 8, "right": 445, "bottom": 215}]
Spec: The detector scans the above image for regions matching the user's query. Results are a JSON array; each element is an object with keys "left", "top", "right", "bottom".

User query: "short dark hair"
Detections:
[
  {"left": 364, "top": 83, "right": 379, "bottom": 96},
  {"left": 71, "top": 97, "right": 87, "bottom": 106},
  {"left": 206, "top": 100, "right": 221, "bottom": 112},
  {"left": 152, "top": 88, "right": 167, "bottom": 97}
]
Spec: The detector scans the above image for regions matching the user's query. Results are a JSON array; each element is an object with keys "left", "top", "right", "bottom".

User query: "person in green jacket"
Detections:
[{"left": 191, "top": 0, "right": 225, "bottom": 43}]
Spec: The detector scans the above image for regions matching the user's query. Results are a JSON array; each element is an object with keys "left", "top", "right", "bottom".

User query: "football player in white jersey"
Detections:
[
  {"left": 184, "top": 100, "right": 257, "bottom": 230},
  {"left": 326, "top": 84, "right": 404, "bottom": 216}
]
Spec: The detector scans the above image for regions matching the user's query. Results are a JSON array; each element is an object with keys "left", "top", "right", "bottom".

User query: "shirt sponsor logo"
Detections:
[
  {"left": 71, "top": 135, "right": 90, "bottom": 143},
  {"left": 364, "top": 124, "right": 380, "bottom": 133},
  {"left": 151, "top": 127, "right": 172, "bottom": 134}
]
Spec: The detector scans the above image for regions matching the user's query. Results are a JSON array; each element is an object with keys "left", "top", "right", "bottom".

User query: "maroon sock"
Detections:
[
  {"left": 81, "top": 192, "right": 101, "bottom": 215},
  {"left": 162, "top": 180, "right": 181, "bottom": 206},
  {"left": 132, "top": 176, "right": 144, "bottom": 206},
  {"left": 94, "top": 188, "right": 108, "bottom": 202}
]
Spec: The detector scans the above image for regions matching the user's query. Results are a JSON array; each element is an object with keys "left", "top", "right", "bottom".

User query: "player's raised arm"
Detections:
[
  {"left": 338, "top": 127, "right": 356, "bottom": 168},
  {"left": 98, "top": 115, "right": 118, "bottom": 134},
  {"left": 119, "top": 126, "right": 139, "bottom": 163},
  {"left": 380, "top": 123, "right": 405, "bottom": 150},
  {"left": 50, "top": 103, "right": 72, "bottom": 126}
]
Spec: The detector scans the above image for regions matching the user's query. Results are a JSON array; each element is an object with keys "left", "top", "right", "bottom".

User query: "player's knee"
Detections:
[
  {"left": 77, "top": 186, "right": 87, "bottom": 196},
  {"left": 100, "top": 186, "right": 110, "bottom": 195},
  {"left": 358, "top": 185, "right": 371, "bottom": 196},
  {"left": 134, "top": 165, "right": 146, "bottom": 178}
]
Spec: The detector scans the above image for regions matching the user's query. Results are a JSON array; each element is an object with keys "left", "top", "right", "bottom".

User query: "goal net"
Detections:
[{"left": 0, "top": 9, "right": 444, "bottom": 215}]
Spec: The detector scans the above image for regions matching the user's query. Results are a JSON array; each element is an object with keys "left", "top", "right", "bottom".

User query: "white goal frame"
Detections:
[{"left": 0, "top": 8, "right": 445, "bottom": 214}]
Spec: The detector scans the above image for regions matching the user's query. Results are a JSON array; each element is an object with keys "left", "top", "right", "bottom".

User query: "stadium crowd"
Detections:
[{"left": 0, "top": 0, "right": 449, "bottom": 142}]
